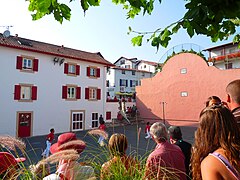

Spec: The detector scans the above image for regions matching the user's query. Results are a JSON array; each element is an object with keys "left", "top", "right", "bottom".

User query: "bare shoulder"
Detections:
[{"left": 201, "top": 155, "right": 223, "bottom": 180}]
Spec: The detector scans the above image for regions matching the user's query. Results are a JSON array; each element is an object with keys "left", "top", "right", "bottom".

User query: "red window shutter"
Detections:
[
  {"left": 76, "top": 65, "right": 80, "bottom": 75},
  {"left": 33, "top": 59, "right": 39, "bottom": 72},
  {"left": 14, "top": 85, "right": 21, "bottom": 100},
  {"left": 32, "top": 86, "right": 37, "bottom": 100},
  {"left": 76, "top": 87, "right": 81, "bottom": 99},
  {"left": 106, "top": 112, "right": 111, "bottom": 120},
  {"left": 85, "top": 88, "right": 89, "bottom": 99},
  {"left": 86, "top": 67, "right": 90, "bottom": 76},
  {"left": 16, "top": 56, "right": 23, "bottom": 70},
  {"left": 62, "top": 86, "right": 68, "bottom": 99},
  {"left": 97, "top": 68, "right": 100, "bottom": 77},
  {"left": 97, "top": 89, "right": 101, "bottom": 100},
  {"left": 64, "top": 63, "right": 69, "bottom": 74}
]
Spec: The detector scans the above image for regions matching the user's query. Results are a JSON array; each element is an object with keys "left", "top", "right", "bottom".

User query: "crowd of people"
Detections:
[{"left": 1, "top": 79, "right": 240, "bottom": 179}]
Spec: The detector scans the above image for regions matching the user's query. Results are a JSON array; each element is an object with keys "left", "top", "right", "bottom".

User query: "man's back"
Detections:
[{"left": 145, "top": 141, "right": 186, "bottom": 180}]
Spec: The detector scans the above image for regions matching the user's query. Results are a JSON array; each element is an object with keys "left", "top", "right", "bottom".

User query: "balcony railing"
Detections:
[{"left": 208, "top": 51, "right": 240, "bottom": 62}]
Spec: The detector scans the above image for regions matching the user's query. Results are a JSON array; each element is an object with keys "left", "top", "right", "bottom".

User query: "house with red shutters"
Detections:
[{"left": 0, "top": 33, "right": 113, "bottom": 137}]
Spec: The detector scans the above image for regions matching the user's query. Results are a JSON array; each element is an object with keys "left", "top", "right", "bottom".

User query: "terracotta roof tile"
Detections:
[{"left": 0, "top": 33, "right": 113, "bottom": 66}]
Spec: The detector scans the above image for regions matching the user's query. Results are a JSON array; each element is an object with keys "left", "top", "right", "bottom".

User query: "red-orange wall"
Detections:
[{"left": 136, "top": 53, "right": 240, "bottom": 126}]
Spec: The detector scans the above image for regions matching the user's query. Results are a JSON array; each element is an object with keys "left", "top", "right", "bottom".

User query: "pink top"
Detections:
[{"left": 145, "top": 141, "right": 186, "bottom": 180}]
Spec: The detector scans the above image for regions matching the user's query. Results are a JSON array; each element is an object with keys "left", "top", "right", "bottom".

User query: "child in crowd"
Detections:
[
  {"left": 145, "top": 122, "right": 151, "bottom": 139},
  {"left": 42, "top": 128, "right": 55, "bottom": 158},
  {"left": 98, "top": 120, "right": 106, "bottom": 146}
]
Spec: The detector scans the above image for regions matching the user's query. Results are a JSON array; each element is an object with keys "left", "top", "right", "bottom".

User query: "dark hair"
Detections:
[
  {"left": 50, "top": 128, "right": 54, "bottom": 133},
  {"left": 191, "top": 105, "right": 240, "bottom": 180},
  {"left": 226, "top": 79, "right": 240, "bottom": 104},
  {"left": 205, "top": 96, "right": 221, "bottom": 107},
  {"left": 168, "top": 126, "right": 182, "bottom": 140},
  {"left": 147, "top": 122, "right": 150, "bottom": 125}
]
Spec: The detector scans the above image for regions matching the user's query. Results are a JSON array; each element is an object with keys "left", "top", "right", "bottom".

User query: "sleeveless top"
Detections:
[{"left": 209, "top": 152, "right": 240, "bottom": 179}]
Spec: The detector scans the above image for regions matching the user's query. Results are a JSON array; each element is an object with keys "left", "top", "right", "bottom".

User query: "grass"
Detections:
[{"left": 0, "top": 128, "right": 185, "bottom": 180}]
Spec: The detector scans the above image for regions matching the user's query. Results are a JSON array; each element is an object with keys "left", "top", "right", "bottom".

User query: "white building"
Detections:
[
  {"left": 0, "top": 33, "right": 113, "bottom": 137},
  {"left": 205, "top": 42, "right": 240, "bottom": 69},
  {"left": 106, "top": 57, "right": 158, "bottom": 101}
]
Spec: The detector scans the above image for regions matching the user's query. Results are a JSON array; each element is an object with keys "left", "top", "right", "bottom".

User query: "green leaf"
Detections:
[
  {"left": 160, "top": 29, "right": 171, "bottom": 41},
  {"left": 187, "top": 25, "right": 194, "bottom": 38},
  {"left": 131, "top": 35, "right": 143, "bottom": 46},
  {"left": 172, "top": 23, "right": 181, "bottom": 33}
]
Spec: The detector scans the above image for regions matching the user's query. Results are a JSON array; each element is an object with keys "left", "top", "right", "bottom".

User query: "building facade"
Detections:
[
  {"left": 106, "top": 57, "right": 158, "bottom": 101},
  {"left": 206, "top": 42, "right": 240, "bottom": 69},
  {"left": 0, "top": 33, "right": 113, "bottom": 137}
]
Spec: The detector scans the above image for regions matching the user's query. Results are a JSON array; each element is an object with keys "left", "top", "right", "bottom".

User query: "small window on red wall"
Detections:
[
  {"left": 16, "top": 56, "right": 38, "bottom": 72},
  {"left": 14, "top": 84, "right": 37, "bottom": 101},
  {"left": 64, "top": 63, "right": 80, "bottom": 76},
  {"left": 106, "top": 111, "right": 111, "bottom": 120}
]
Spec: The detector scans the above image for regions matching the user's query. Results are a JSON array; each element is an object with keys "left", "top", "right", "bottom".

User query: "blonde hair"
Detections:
[{"left": 108, "top": 134, "right": 128, "bottom": 157}]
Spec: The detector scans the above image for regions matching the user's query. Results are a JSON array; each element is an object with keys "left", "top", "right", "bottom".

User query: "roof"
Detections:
[
  {"left": 136, "top": 60, "right": 159, "bottom": 66},
  {"left": 114, "top": 56, "right": 138, "bottom": 65},
  {"left": 0, "top": 33, "right": 113, "bottom": 66},
  {"left": 204, "top": 42, "right": 236, "bottom": 51}
]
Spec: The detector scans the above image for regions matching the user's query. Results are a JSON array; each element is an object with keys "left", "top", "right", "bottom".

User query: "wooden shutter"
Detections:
[
  {"left": 130, "top": 80, "right": 132, "bottom": 87},
  {"left": 97, "top": 68, "right": 100, "bottom": 77},
  {"left": 120, "top": 79, "right": 122, "bottom": 86},
  {"left": 16, "top": 56, "right": 23, "bottom": 70},
  {"left": 14, "top": 85, "right": 21, "bottom": 100},
  {"left": 33, "top": 59, "right": 39, "bottom": 72},
  {"left": 86, "top": 67, "right": 90, "bottom": 76},
  {"left": 126, "top": 80, "right": 128, "bottom": 87},
  {"left": 62, "top": 86, "right": 68, "bottom": 99},
  {"left": 76, "top": 87, "right": 81, "bottom": 99},
  {"left": 97, "top": 89, "right": 101, "bottom": 100},
  {"left": 32, "top": 86, "right": 37, "bottom": 100},
  {"left": 64, "top": 63, "right": 69, "bottom": 74},
  {"left": 106, "top": 111, "right": 111, "bottom": 120},
  {"left": 76, "top": 65, "right": 80, "bottom": 75},
  {"left": 85, "top": 88, "right": 89, "bottom": 99}
]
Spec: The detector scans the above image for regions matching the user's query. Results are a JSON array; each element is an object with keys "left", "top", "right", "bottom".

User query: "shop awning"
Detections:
[{"left": 115, "top": 92, "right": 133, "bottom": 96}]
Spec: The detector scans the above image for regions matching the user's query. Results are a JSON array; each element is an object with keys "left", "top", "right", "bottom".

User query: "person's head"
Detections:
[
  {"left": 168, "top": 126, "right": 182, "bottom": 142},
  {"left": 150, "top": 122, "right": 168, "bottom": 143},
  {"left": 0, "top": 152, "right": 26, "bottom": 178},
  {"left": 205, "top": 96, "right": 221, "bottom": 107},
  {"left": 147, "top": 122, "right": 150, "bottom": 125},
  {"left": 100, "top": 120, "right": 105, "bottom": 125},
  {"left": 191, "top": 105, "right": 240, "bottom": 179},
  {"left": 226, "top": 79, "right": 240, "bottom": 110},
  {"left": 108, "top": 133, "right": 128, "bottom": 157},
  {"left": 50, "top": 128, "right": 55, "bottom": 133}
]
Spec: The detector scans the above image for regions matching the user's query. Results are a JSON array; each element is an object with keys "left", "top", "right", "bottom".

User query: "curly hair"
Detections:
[{"left": 191, "top": 105, "right": 240, "bottom": 180}]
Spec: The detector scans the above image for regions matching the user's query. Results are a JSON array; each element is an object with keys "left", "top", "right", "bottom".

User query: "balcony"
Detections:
[{"left": 208, "top": 51, "right": 240, "bottom": 62}]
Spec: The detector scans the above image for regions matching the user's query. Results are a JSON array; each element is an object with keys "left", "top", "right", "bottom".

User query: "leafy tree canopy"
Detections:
[{"left": 27, "top": 0, "right": 240, "bottom": 49}]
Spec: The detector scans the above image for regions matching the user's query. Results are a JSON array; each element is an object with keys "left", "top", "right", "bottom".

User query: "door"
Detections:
[
  {"left": 17, "top": 112, "right": 32, "bottom": 138},
  {"left": 72, "top": 111, "right": 84, "bottom": 131}
]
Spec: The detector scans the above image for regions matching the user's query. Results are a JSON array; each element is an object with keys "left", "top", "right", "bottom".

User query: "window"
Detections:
[
  {"left": 225, "top": 62, "right": 233, "bottom": 69},
  {"left": 125, "top": 65, "right": 130, "bottom": 69},
  {"left": 16, "top": 56, "right": 38, "bottom": 72},
  {"left": 106, "top": 80, "right": 110, "bottom": 87},
  {"left": 62, "top": 85, "right": 81, "bottom": 100},
  {"left": 120, "top": 79, "right": 128, "bottom": 87},
  {"left": 92, "top": 113, "right": 98, "bottom": 128},
  {"left": 64, "top": 63, "right": 80, "bottom": 75},
  {"left": 120, "top": 60, "right": 125, "bottom": 65},
  {"left": 122, "top": 70, "right": 125, "bottom": 74},
  {"left": 85, "top": 87, "right": 101, "bottom": 100},
  {"left": 180, "top": 68, "right": 187, "bottom": 74},
  {"left": 106, "top": 111, "right": 111, "bottom": 120},
  {"left": 14, "top": 84, "right": 37, "bottom": 101},
  {"left": 181, "top": 91, "right": 188, "bottom": 97},
  {"left": 132, "top": 71, "right": 136, "bottom": 75},
  {"left": 72, "top": 111, "right": 84, "bottom": 131},
  {"left": 87, "top": 67, "right": 100, "bottom": 78},
  {"left": 144, "top": 65, "right": 147, "bottom": 68},
  {"left": 130, "top": 80, "right": 138, "bottom": 87},
  {"left": 142, "top": 72, "right": 145, "bottom": 76}
]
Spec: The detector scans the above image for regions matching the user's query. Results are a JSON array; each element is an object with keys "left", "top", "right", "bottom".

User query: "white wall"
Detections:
[{"left": 0, "top": 47, "right": 107, "bottom": 136}]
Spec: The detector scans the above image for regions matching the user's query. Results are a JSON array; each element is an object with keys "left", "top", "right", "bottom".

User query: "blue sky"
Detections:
[{"left": 0, "top": 0, "right": 236, "bottom": 63}]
